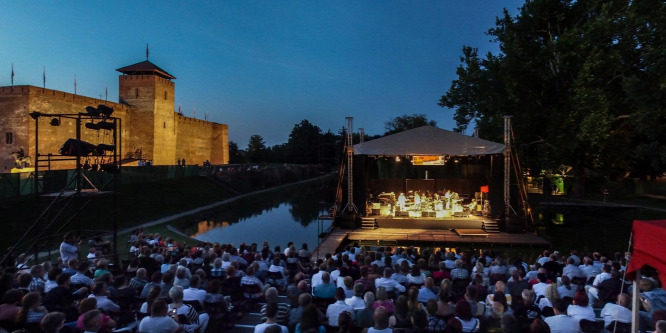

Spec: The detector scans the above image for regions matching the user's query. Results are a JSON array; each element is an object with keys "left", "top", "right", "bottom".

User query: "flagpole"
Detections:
[
  {"left": 11, "top": 64, "right": 14, "bottom": 91},
  {"left": 74, "top": 75, "right": 77, "bottom": 96},
  {"left": 42, "top": 66, "right": 46, "bottom": 93}
]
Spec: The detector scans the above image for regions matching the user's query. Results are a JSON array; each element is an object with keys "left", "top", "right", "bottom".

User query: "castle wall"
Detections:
[
  {"left": 175, "top": 115, "right": 228, "bottom": 165},
  {"left": 0, "top": 86, "right": 130, "bottom": 171}
]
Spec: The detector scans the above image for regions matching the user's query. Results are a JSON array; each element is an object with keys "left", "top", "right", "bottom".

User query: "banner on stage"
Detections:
[{"left": 412, "top": 155, "right": 445, "bottom": 166}]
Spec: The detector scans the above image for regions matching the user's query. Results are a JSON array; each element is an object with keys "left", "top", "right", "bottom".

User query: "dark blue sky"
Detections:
[{"left": 1, "top": 1, "right": 523, "bottom": 146}]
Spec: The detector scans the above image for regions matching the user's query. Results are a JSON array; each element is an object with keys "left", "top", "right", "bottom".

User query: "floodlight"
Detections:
[
  {"left": 50, "top": 118, "right": 60, "bottom": 126},
  {"left": 29, "top": 111, "right": 42, "bottom": 120}
]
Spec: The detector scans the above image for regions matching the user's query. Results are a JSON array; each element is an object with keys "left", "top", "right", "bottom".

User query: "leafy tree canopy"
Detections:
[
  {"left": 384, "top": 114, "right": 437, "bottom": 136},
  {"left": 439, "top": 0, "right": 666, "bottom": 186}
]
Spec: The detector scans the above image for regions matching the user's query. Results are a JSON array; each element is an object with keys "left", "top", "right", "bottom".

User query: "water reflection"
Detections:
[{"left": 177, "top": 177, "right": 335, "bottom": 249}]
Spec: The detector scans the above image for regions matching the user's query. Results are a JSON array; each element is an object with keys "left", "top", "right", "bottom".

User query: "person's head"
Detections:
[
  {"left": 426, "top": 298, "right": 438, "bottom": 316},
  {"left": 455, "top": 299, "right": 472, "bottom": 321},
  {"left": 265, "top": 287, "right": 279, "bottom": 303},
  {"left": 2, "top": 289, "right": 23, "bottom": 305},
  {"left": 162, "top": 271, "right": 175, "bottom": 284},
  {"left": 298, "top": 280, "right": 309, "bottom": 293},
  {"left": 491, "top": 301, "right": 505, "bottom": 317},
  {"left": 189, "top": 275, "right": 201, "bottom": 288},
  {"left": 501, "top": 314, "right": 519, "bottom": 333},
  {"left": 363, "top": 291, "right": 375, "bottom": 308},
  {"left": 336, "top": 287, "right": 346, "bottom": 301},
  {"left": 656, "top": 320, "right": 666, "bottom": 333},
  {"left": 573, "top": 290, "right": 589, "bottom": 307},
  {"left": 552, "top": 299, "right": 568, "bottom": 315},
  {"left": 322, "top": 272, "right": 330, "bottom": 284},
  {"left": 298, "top": 292, "right": 312, "bottom": 307},
  {"left": 411, "top": 308, "right": 428, "bottom": 329},
  {"left": 91, "top": 282, "right": 107, "bottom": 296},
  {"left": 21, "top": 291, "right": 41, "bottom": 310},
  {"left": 40, "top": 311, "right": 66, "bottom": 333},
  {"left": 169, "top": 285, "right": 184, "bottom": 303},
  {"left": 394, "top": 295, "right": 408, "bottom": 316},
  {"left": 79, "top": 297, "right": 98, "bottom": 315},
  {"left": 150, "top": 299, "right": 168, "bottom": 317},
  {"left": 640, "top": 278, "right": 656, "bottom": 292},
  {"left": 264, "top": 302, "right": 278, "bottom": 320},
  {"left": 176, "top": 267, "right": 188, "bottom": 279},
  {"left": 299, "top": 303, "right": 321, "bottom": 330},
  {"left": 343, "top": 276, "right": 353, "bottom": 289},
  {"left": 376, "top": 286, "right": 388, "bottom": 301},
  {"left": 373, "top": 306, "right": 389, "bottom": 329},
  {"left": 617, "top": 293, "right": 631, "bottom": 308},
  {"left": 17, "top": 272, "right": 32, "bottom": 288},
  {"left": 424, "top": 277, "right": 434, "bottom": 289},
  {"left": 454, "top": 259, "right": 463, "bottom": 268},
  {"left": 82, "top": 309, "right": 103, "bottom": 332},
  {"left": 353, "top": 283, "right": 365, "bottom": 297},
  {"left": 136, "top": 268, "right": 147, "bottom": 279},
  {"left": 493, "top": 291, "right": 508, "bottom": 309},
  {"left": 529, "top": 318, "right": 550, "bottom": 333},
  {"left": 560, "top": 275, "right": 571, "bottom": 288},
  {"left": 545, "top": 283, "right": 559, "bottom": 302},
  {"left": 338, "top": 310, "right": 352, "bottom": 332},
  {"left": 518, "top": 288, "right": 533, "bottom": 303}
]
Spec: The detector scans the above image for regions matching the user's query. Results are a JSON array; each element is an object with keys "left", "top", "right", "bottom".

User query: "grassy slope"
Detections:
[{"left": 0, "top": 177, "right": 236, "bottom": 254}]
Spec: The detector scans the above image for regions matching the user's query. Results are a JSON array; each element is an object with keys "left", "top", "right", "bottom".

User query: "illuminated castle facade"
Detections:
[{"left": 0, "top": 60, "right": 229, "bottom": 171}]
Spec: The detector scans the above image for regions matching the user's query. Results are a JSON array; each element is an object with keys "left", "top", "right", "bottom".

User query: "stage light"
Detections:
[
  {"left": 50, "top": 118, "right": 60, "bottom": 126},
  {"left": 29, "top": 111, "right": 42, "bottom": 120},
  {"left": 97, "top": 105, "right": 114, "bottom": 117},
  {"left": 59, "top": 138, "right": 98, "bottom": 156},
  {"left": 85, "top": 106, "right": 101, "bottom": 116},
  {"left": 85, "top": 121, "right": 114, "bottom": 131},
  {"left": 96, "top": 144, "right": 115, "bottom": 152}
]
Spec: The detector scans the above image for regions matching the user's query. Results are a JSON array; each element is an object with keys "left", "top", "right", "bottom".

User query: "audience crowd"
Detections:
[{"left": 0, "top": 228, "right": 665, "bottom": 333}]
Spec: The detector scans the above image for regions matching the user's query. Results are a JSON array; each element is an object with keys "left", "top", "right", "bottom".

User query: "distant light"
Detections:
[{"left": 395, "top": 156, "right": 401, "bottom": 162}]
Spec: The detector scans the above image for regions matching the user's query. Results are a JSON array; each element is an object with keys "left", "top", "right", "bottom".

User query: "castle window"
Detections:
[
  {"left": 5, "top": 132, "right": 13, "bottom": 144},
  {"left": 164, "top": 91, "right": 167, "bottom": 100},
  {"left": 163, "top": 122, "right": 166, "bottom": 128},
  {"left": 135, "top": 88, "right": 139, "bottom": 98}
]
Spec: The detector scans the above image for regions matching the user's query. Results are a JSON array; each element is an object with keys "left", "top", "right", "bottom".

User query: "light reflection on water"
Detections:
[{"left": 178, "top": 176, "right": 336, "bottom": 250}]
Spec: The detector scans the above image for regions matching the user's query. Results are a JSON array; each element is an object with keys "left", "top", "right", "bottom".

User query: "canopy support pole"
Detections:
[
  {"left": 343, "top": 117, "right": 357, "bottom": 213},
  {"left": 632, "top": 269, "right": 640, "bottom": 333},
  {"left": 504, "top": 115, "right": 512, "bottom": 217}
]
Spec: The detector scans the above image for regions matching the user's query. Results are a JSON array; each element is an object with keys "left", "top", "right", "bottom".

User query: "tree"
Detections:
[
  {"left": 286, "top": 119, "right": 322, "bottom": 164},
  {"left": 384, "top": 114, "right": 437, "bottom": 135},
  {"left": 227, "top": 141, "right": 245, "bottom": 164},
  {"left": 247, "top": 134, "right": 267, "bottom": 163},
  {"left": 439, "top": 0, "right": 666, "bottom": 193}
]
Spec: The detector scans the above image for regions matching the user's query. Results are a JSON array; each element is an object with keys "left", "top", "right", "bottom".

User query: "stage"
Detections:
[{"left": 371, "top": 215, "right": 485, "bottom": 230}]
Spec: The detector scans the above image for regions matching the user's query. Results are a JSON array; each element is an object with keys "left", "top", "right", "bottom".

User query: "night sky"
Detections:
[{"left": 1, "top": 1, "right": 523, "bottom": 146}]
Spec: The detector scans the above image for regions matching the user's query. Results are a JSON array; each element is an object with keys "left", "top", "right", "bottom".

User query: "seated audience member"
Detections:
[
  {"left": 368, "top": 306, "right": 392, "bottom": 333},
  {"left": 182, "top": 275, "right": 207, "bottom": 307},
  {"left": 600, "top": 293, "right": 631, "bottom": 328},
  {"left": 76, "top": 298, "right": 116, "bottom": 332},
  {"left": 16, "top": 291, "right": 48, "bottom": 325},
  {"left": 515, "top": 289, "right": 541, "bottom": 326},
  {"left": 326, "top": 287, "right": 355, "bottom": 327},
  {"left": 138, "top": 299, "right": 179, "bottom": 333},
  {"left": 254, "top": 302, "right": 288, "bottom": 333},
  {"left": 295, "top": 304, "right": 325, "bottom": 333},
  {"left": 567, "top": 290, "right": 595, "bottom": 322},
  {"left": 375, "top": 268, "right": 406, "bottom": 294},
  {"left": 168, "top": 285, "right": 210, "bottom": 333},
  {"left": 389, "top": 295, "right": 411, "bottom": 328},
  {"left": 544, "top": 299, "right": 580, "bottom": 333},
  {"left": 346, "top": 283, "right": 367, "bottom": 310},
  {"left": 313, "top": 272, "right": 336, "bottom": 299},
  {"left": 81, "top": 310, "right": 103, "bottom": 333},
  {"left": 355, "top": 291, "right": 376, "bottom": 329},
  {"left": 454, "top": 299, "right": 480, "bottom": 332},
  {"left": 0, "top": 289, "right": 23, "bottom": 322},
  {"left": 260, "top": 287, "right": 290, "bottom": 326},
  {"left": 425, "top": 299, "right": 446, "bottom": 332},
  {"left": 374, "top": 287, "right": 395, "bottom": 315},
  {"left": 88, "top": 282, "right": 120, "bottom": 313},
  {"left": 417, "top": 277, "right": 439, "bottom": 303},
  {"left": 40, "top": 311, "right": 66, "bottom": 333}
]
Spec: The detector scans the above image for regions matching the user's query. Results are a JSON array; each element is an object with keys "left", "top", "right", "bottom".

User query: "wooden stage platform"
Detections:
[{"left": 312, "top": 227, "right": 550, "bottom": 261}]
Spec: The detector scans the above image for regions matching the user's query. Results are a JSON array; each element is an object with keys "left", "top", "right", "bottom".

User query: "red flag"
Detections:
[{"left": 480, "top": 185, "right": 489, "bottom": 193}]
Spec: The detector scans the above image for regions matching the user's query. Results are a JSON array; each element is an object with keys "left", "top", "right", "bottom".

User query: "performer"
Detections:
[
  {"left": 444, "top": 190, "right": 451, "bottom": 209},
  {"left": 397, "top": 193, "right": 406, "bottom": 211},
  {"left": 414, "top": 191, "right": 421, "bottom": 209}
]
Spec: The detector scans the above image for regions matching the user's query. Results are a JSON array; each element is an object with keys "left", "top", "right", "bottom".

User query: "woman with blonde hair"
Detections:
[
  {"left": 16, "top": 292, "right": 48, "bottom": 325},
  {"left": 538, "top": 283, "right": 559, "bottom": 317},
  {"left": 485, "top": 280, "right": 512, "bottom": 306}
]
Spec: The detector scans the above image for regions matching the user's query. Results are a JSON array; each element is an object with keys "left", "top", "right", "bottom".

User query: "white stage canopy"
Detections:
[{"left": 353, "top": 125, "right": 505, "bottom": 156}]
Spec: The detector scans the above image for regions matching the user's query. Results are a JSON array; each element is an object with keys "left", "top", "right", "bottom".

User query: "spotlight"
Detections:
[
  {"left": 85, "top": 106, "right": 101, "bottom": 116},
  {"left": 85, "top": 121, "right": 114, "bottom": 131},
  {"left": 96, "top": 144, "right": 116, "bottom": 152},
  {"left": 50, "top": 118, "right": 60, "bottom": 126},
  {"left": 29, "top": 111, "right": 42, "bottom": 120},
  {"left": 59, "top": 138, "right": 98, "bottom": 156},
  {"left": 97, "top": 105, "right": 114, "bottom": 117}
]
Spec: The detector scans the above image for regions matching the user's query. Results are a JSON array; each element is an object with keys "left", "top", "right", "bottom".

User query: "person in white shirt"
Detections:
[
  {"left": 310, "top": 263, "right": 327, "bottom": 292},
  {"left": 375, "top": 268, "right": 406, "bottom": 294},
  {"left": 345, "top": 284, "right": 366, "bottom": 310},
  {"left": 138, "top": 299, "right": 180, "bottom": 333},
  {"left": 600, "top": 293, "right": 632, "bottom": 327},
  {"left": 544, "top": 299, "right": 581, "bottom": 333},
  {"left": 182, "top": 275, "right": 207, "bottom": 306},
  {"left": 326, "top": 288, "right": 355, "bottom": 327},
  {"left": 89, "top": 282, "right": 120, "bottom": 313}
]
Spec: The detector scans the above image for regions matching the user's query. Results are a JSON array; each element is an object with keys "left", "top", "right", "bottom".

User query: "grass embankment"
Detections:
[{"left": 0, "top": 177, "right": 236, "bottom": 258}]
